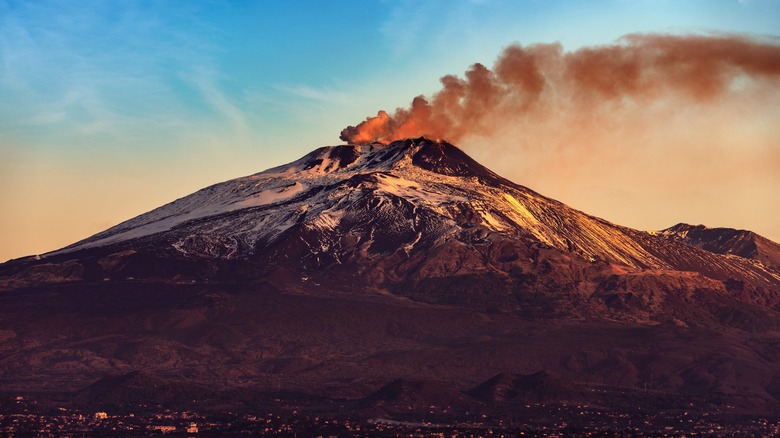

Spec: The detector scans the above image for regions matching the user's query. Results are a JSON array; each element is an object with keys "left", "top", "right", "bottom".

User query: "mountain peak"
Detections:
[
  {"left": 660, "top": 223, "right": 780, "bottom": 271},
  {"left": 279, "top": 137, "right": 501, "bottom": 182},
  {"left": 26, "top": 138, "right": 779, "bottom": 301},
  {"left": 408, "top": 137, "right": 502, "bottom": 180},
  {"left": 4, "top": 140, "right": 780, "bottom": 422},
  {"left": 49, "top": 138, "right": 508, "bottom": 256}
]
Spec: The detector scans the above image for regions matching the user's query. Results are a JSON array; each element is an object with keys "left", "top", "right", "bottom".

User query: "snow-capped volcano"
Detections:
[
  {"left": 2, "top": 137, "right": 780, "bottom": 417},
  {"left": 56, "top": 138, "right": 671, "bottom": 266},
  {"left": 57, "top": 138, "right": 515, "bottom": 255},
  {"left": 46, "top": 138, "right": 777, "bottom": 300}
]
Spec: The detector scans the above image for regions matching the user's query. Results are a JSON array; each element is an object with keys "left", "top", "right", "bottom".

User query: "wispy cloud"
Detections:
[
  {"left": 0, "top": 1, "right": 226, "bottom": 148},
  {"left": 186, "top": 66, "right": 250, "bottom": 143},
  {"left": 379, "top": 0, "right": 441, "bottom": 58},
  {"left": 272, "top": 83, "right": 350, "bottom": 104}
]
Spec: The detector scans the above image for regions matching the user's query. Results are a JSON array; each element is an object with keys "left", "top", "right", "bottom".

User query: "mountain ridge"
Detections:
[
  {"left": 659, "top": 223, "right": 780, "bottom": 272},
  {"left": 48, "top": 138, "right": 523, "bottom": 257},
  {"left": 1, "top": 137, "right": 779, "bottom": 419},
  {"left": 6, "top": 138, "right": 776, "bottom": 304}
]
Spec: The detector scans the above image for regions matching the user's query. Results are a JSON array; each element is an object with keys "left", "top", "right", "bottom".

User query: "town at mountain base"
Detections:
[{"left": 1, "top": 138, "right": 779, "bottom": 422}]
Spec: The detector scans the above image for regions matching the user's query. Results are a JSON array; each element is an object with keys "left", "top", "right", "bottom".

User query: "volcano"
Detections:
[{"left": 1, "top": 138, "right": 779, "bottom": 420}]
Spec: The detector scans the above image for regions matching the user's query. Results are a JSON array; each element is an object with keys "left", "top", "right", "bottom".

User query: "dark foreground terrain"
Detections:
[{"left": 2, "top": 277, "right": 779, "bottom": 435}]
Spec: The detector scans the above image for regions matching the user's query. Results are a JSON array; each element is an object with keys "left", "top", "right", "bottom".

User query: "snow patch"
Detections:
[{"left": 233, "top": 182, "right": 306, "bottom": 208}]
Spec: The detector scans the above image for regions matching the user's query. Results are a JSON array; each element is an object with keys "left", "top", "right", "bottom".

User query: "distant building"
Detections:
[
  {"left": 187, "top": 422, "right": 199, "bottom": 433},
  {"left": 94, "top": 412, "right": 108, "bottom": 419}
]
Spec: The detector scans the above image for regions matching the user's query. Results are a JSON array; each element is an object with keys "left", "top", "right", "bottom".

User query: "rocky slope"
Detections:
[
  {"left": 660, "top": 223, "right": 780, "bottom": 272},
  {"left": 4, "top": 138, "right": 778, "bottom": 305},
  {"left": 1, "top": 137, "right": 779, "bottom": 417}
]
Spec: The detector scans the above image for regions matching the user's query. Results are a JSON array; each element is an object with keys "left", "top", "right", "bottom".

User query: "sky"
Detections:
[{"left": 1, "top": 0, "right": 779, "bottom": 262}]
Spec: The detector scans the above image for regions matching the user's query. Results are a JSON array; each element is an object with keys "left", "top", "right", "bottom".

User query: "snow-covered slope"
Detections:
[
  {"left": 55, "top": 138, "right": 666, "bottom": 267},
  {"left": 39, "top": 137, "right": 777, "bottom": 303}
]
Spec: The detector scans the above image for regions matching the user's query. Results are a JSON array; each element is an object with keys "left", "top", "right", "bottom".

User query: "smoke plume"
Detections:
[
  {"left": 339, "top": 33, "right": 780, "bottom": 243},
  {"left": 340, "top": 34, "right": 780, "bottom": 145}
]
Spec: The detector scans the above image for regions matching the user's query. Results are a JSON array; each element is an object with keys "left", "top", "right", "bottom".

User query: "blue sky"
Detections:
[{"left": 1, "top": 0, "right": 779, "bottom": 261}]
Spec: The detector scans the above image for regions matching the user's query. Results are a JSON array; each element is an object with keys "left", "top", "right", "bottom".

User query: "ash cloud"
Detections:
[
  {"left": 339, "top": 33, "right": 780, "bottom": 242},
  {"left": 340, "top": 34, "right": 780, "bottom": 145}
]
